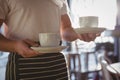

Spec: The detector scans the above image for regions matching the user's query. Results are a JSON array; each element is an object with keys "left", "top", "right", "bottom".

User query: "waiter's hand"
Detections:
[
  {"left": 14, "top": 39, "right": 40, "bottom": 58},
  {"left": 77, "top": 33, "right": 100, "bottom": 42},
  {"left": 60, "top": 14, "right": 100, "bottom": 42}
]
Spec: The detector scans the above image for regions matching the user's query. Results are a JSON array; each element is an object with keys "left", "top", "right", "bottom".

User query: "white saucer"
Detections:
[
  {"left": 101, "top": 29, "right": 120, "bottom": 37},
  {"left": 74, "top": 27, "right": 106, "bottom": 34},
  {"left": 31, "top": 46, "right": 68, "bottom": 53}
]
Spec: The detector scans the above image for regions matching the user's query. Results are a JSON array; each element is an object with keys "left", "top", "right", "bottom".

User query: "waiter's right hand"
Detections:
[{"left": 14, "top": 39, "right": 39, "bottom": 58}]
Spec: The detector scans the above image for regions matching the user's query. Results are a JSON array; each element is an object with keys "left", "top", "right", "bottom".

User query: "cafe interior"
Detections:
[{"left": 0, "top": 0, "right": 120, "bottom": 80}]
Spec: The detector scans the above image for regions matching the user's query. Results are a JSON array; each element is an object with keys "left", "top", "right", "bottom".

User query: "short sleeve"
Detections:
[
  {"left": 61, "top": 0, "right": 69, "bottom": 15},
  {"left": 0, "top": 0, "right": 9, "bottom": 20}
]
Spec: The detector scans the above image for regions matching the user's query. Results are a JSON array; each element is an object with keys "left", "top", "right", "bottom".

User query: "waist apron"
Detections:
[{"left": 5, "top": 53, "right": 69, "bottom": 80}]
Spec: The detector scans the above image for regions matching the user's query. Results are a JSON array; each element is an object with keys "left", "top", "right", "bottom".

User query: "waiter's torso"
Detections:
[{"left": 5, "top": 0, "right": 62, "bottom": 41}]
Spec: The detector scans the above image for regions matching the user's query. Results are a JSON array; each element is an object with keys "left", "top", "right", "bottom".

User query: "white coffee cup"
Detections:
[
  {"left": 39, "top": 33, "right": 61, "bottom": 47},
  {"left": 79, "top": 16, "right": 98, "bottom": 28}
]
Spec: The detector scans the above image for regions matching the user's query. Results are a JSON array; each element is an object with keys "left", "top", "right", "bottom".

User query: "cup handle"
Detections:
[{"left": 59, "top": 40, "right": 62, "bottom": 46}]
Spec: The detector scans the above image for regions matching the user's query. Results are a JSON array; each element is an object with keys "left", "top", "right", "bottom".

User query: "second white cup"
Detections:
[
  {"left": 39, "top": 33, "right": 61, "bottom": 47},
  {"left": 79, "top": 16, "right": 98, "bottom": 28}
]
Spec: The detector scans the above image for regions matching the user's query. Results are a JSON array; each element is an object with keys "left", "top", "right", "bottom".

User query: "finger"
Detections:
[
  {"left": 78, "top": 34, "right": 89, "bottom": 42},
  {"left": 88, "top": 33, "right": 96, "bottom": 41},
  {"left": 24, "top": 39, "right": 39, "bottom": 47},
  {"left": 21, "top": 47, "right": 39, "bottom": 58},
  {"left": 28, "top": 49, "right": 40, "bottom": 56},
  {"left": 81, "top": 33, "right": 91, "bottom": 42},
  {"left": 96, "top": 33, "right": 101, "bottom": 36},
  {"left": 30, "top": 48, "right": 45, "bottom": 55},
  {"left": 78, "top": 34, "right": 84, "bottom": 40}
]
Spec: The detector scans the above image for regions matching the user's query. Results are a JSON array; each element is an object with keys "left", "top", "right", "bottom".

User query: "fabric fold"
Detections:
[{"left": 51, "top": 0, "right": 65, "bottom": 8}]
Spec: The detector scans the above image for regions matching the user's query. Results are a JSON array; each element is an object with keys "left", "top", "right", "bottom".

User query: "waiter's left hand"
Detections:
[{"left": 77, "top": 33, "right": 100, "bottom": 42}]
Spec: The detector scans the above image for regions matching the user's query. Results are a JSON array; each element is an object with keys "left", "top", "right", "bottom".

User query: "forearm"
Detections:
[
  {"left": 0, "top": 19, "right": 16, "bottom": 52},
  {"left": 0, "top": 32, "right": 16, "bottom": 52},
  {"left": 61, "top": 27, "right": 78, "bottom": 41},
  {"left": 61, "top": 14, "right": 78, "bottom": 41}
]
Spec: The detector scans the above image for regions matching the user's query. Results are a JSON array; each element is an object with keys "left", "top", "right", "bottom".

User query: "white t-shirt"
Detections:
[{"left": 0, "top": 0, "right": 68, "bottom": 41}]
